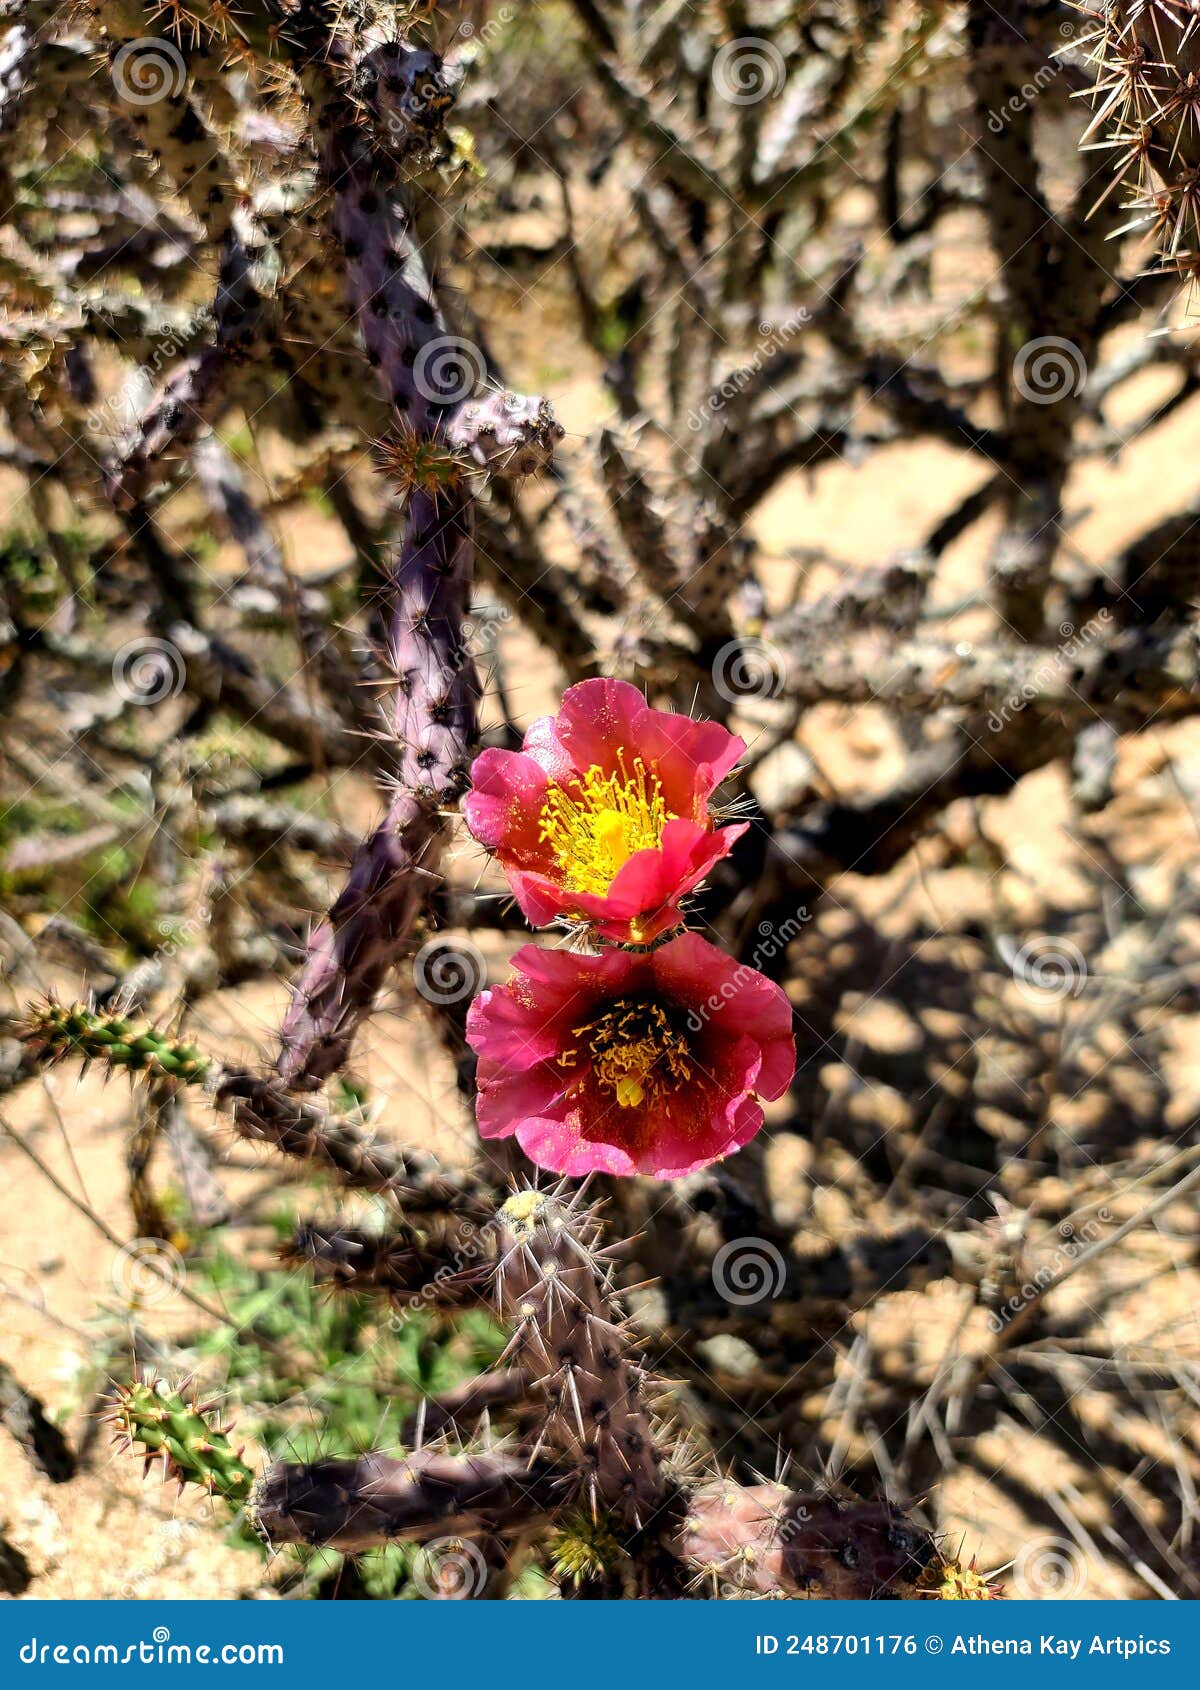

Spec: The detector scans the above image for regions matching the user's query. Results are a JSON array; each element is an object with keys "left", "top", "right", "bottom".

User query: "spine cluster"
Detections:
[
  {"left": 1080, "top": 0, "right": 1200, "bottom": 293},
  {"left": 493, "top": 1188, "right": 666, "bottom": 1529}
]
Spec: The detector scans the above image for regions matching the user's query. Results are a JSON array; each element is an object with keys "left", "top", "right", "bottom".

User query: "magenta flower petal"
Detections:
[
  {"left": 552, "top": 678, "right": 650, "bottom": 771},
  {"left": 461, "top": 749, "right": 550, "bottom": 859},
  {"left": 652, "top": 929, "right": 796, "bottom": 1099},
  {"left": 515, "top": 1114, "right": 640, "bottom": 1178}
]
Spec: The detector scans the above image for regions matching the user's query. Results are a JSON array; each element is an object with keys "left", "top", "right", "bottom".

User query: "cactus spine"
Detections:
[{"left": 1081, "top": 0, "right": 1200, "bottom": 294}]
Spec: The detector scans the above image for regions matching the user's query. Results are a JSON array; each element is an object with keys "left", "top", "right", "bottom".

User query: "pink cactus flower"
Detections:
[
  {"left": 465, "top": 931, "right": 795, "bottom": 1178},
  {"left": 463, "top": 678, "right": 747, "bottom": 945}
]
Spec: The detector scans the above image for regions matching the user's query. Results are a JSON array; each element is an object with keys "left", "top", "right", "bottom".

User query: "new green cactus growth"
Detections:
[
  {"left": 107, "top": 1377, "right": 255, "bottom": 1505},
  {"left": 548, "top": 1510, "right": 624, "bottom": 1590},
  {"left": 22, "top": 998, "right": 210, "bottom": 1081},
  {"left": 921, "top": 1555, "right": 1005, "bottom": 1600}
]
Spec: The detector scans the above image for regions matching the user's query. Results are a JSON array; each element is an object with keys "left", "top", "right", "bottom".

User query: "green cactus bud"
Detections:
[{"left": 106, "top": 1377, "right": 255, "bottom": 1508}]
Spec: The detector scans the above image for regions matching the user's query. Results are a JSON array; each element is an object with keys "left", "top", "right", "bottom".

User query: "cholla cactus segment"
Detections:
[
  {"left": 19, "top": 999, "right": 467, "bottom": 1203},
  {"left": 270, "top": 20, "right": 560, "bottom": 1089},
  {"left": 248, "top": 1448, "right": 561, "bottom": 1551},
  {"left": 383, "top": 486, "right": 479, "bottom": 802},
  {"left": 106, "top": 1377, "right": 255, "bottom": 1506},
  {"left": 275, "top": 793, "right": 446, "bottom": 1087},
  {"left": 21, "top": 998, "right": 210, "bottom": 1082},
  {"left": 673, "top": 1482, "right": 938, "bottom": 1599},
  {"left": 285, "top": 1220, "right": 487, "bottom": 1308},
  {"left": 353, "top": 40, "right": 459, "bottom": 160},
  {"left": 493, "top": 1186, "right": 668, "bottom": 1528},
  {"left": 1080, "top": 0, "right": 1200, "bottom": 287},
  {"left": 327, "top": 175, "right": 448, "bottom": 433},
  {"left": 105, "top": 224, "right": 266, "bottom": 504}
]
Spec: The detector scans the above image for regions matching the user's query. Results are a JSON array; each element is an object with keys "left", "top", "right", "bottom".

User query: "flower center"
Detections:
[
  {"left": 538, "top": 754, "right": 675, "bottom": 899},
  {"left": 561, "top": 998, "right": 692, "bottom": 1111}
]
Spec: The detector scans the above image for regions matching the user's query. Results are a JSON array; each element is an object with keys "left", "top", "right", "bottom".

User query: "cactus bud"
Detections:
[
  {"left": 673, "top": 1482, "right": 938, "bottom": 1599},
  {"left": 548, "top": 1509, "right": 623, "bottom": 1590},
  {"left": 106, "top": 1377, "right": 255, "bottom": 1506}
]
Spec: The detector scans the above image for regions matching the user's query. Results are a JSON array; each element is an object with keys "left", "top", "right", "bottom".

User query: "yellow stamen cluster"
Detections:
[
  {"left": 538, "top": 753, "right": 676, "bottom": 897},
  {"left": 561, "top": 998, "right": 692, "bottom": 1112}
]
